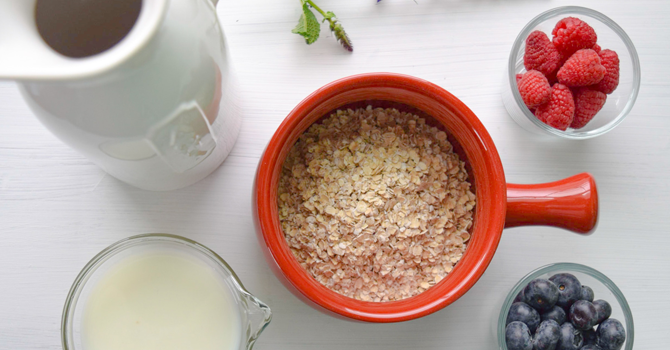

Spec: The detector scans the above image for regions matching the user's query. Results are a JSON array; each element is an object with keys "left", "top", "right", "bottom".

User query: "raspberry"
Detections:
[
  {"left": 571, "top": 87, "right": 607, "bottom": 129},
  {"left": 524, "top": 30, "right": 561, "bottom": 77},
  {"left": 592, "top": 43, "right": 601, "bottom": 53},
  {"left": 535, "top": 84, "right": 575, "bottom": 131},
  {"left": 557, "top": 49, "right": 606, "bottom": 87},
  {"left": 552, "top": 17, "right": 597, "bottom": 56},
  {"left": 518, "top": 70, "right": 551, "bottom": 108},
  {"left": 594, "top": 49, "right": 620, "bottom": 94},
  {"left": 546, "top": 51, "right": 569, "bottom": 84}
]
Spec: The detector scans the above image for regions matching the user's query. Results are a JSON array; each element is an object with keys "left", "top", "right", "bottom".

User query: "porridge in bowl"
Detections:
[{"left": 277, "top": 106, "right": 475, "bottom": 302}]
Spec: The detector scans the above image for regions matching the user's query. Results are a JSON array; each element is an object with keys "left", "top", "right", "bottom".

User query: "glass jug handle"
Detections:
[
  {"left": 239, "top": 291, "right": 272, "bottom": 350},
  {"left": 145, "top": 101, "right": 217, "bottom": 173}
]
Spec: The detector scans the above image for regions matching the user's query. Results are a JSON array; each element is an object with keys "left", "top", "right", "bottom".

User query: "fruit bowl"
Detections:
[
  {"left": 502, "top": 6, "right": 640, "bottom": 139},
  {"left": 497, "top": 263, "right": 634, "bottom": 350}
]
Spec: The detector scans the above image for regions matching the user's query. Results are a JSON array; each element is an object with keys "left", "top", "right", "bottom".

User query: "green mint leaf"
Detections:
[{"left": 292, "top": 3, "right": 320, "bottom": 44}]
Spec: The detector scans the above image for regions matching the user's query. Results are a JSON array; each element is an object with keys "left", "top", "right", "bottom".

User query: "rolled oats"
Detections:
[{"left": 278, "top": 106, "right": 476, "bottom": 301}]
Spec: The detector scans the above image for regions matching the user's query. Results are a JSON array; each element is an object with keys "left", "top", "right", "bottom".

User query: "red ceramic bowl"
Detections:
[{"left": 253, "top": 73, "right": 598, "bottom": 323}]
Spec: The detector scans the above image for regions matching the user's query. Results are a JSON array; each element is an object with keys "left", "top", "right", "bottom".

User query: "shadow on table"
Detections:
[{"left": 97, "top": 150, "right": 263, "bottom": 252}]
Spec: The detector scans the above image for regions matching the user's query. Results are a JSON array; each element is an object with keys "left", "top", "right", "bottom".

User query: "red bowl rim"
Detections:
[{"left": 254, "top": 72, "right": 507, "bottom": 322}]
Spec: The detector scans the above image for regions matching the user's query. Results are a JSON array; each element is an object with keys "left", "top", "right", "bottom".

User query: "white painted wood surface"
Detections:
[{"left": 1, "top": 0, "right": 669, "bottom": 348}]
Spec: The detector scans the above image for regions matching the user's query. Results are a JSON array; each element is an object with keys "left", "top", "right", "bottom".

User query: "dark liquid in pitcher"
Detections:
[{"left": 35, "top": 0, "right": 142, "bottom": 58}]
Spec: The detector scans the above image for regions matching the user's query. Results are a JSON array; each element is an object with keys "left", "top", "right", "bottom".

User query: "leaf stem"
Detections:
[{"left": 304, "top": 0, "right": 328, "bottom": 18}]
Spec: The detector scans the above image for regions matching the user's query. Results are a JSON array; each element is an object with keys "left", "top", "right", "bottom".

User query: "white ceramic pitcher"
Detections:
[{"left": 0, "top": 0, "right": 241, "bottom": 191}]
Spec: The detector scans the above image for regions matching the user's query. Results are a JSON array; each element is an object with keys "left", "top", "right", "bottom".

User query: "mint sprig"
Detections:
[{"left": 292, "top": 0, "right": 353, "bottom": 52}]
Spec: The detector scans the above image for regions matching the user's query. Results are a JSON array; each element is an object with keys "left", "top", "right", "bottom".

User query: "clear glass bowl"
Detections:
[
  {"left": 502, "top": 6, "right": 641, "bottom": 139},
  {"left": 497, "top": 263, "right": 634, "bottom": 349},
  {"left": 62, "top": 234, "right": 272, "bottom": 350}
]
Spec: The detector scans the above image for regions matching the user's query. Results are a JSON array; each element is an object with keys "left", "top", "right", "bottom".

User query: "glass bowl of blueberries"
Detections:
[{"left": 497, "top": 263, "right": 633, "bottom": 350}]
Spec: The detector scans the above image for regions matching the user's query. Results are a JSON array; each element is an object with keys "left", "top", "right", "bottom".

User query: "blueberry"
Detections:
[
  {"left": 514, "top": 289, "right": 526, "bottom": 303},
  {"left": 580, "top": 285, "right": 594, "bottom": 302},
  {"left": 549, "top": 273, "right": 582, "bottom": 310},
  {"left": 557, "top": 322, "right": 583, "bottom": 350},
  {"left": 593, "top": 299, "right": 612, "bottom": 324},
  {"left": 532, "top": 320, "right": 561, "bottom": 350},
  {"left": 569, "top": 300, "right": 598, "bottom": 330},
  {"left": 523, "top": 278, "right": 559, "bottom": 312},
  {"left": 596, "top": 318, "right": 626, "bottom": 350},
  {"left": 541, "top": 305, "right": 567, "bottom": 325},
  {"left": 583, "top": 327, "right": 598, "bottom": 345},
  {"left": 507, "top": 302, "right": 541, "bottom": 333},
  {"left": 506, "top": 321, "right": 533, "bottom": 350},
  {"left": 580, "top": 345, "right": 603, "bottom": 350}
]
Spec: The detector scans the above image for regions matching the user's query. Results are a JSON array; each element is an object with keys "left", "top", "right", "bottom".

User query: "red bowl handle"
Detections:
[{"left": 505, "top": 173, "right": 598, "bottom": 234}]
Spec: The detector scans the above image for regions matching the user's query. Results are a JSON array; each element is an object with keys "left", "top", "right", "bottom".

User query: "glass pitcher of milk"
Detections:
[
  {"left": 0, "top": 0, "right": 240, "bottom": 190},
  {"left": 62, "top": 234, "right": 272, "bottom": 350}
]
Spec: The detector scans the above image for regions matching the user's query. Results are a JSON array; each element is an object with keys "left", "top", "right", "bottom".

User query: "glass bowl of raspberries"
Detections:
[
  {"left": 502, "top": 6, "right": 641, "bottom": 139},
  {"left": 497, "top": 263, "right": 633, "bottom": 350}
]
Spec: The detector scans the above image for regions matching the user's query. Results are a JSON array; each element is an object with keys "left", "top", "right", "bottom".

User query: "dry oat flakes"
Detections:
[{"left": 278, "top": 106, "right": 476, "bottom": 302}]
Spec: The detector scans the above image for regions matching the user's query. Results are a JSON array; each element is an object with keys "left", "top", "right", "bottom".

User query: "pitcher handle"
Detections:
[
  {"left": 505, "top": 173, "right": 599, "bottom": 235},
  {"left": 145, "top": 101, "right": 218, "bottom": 173}
]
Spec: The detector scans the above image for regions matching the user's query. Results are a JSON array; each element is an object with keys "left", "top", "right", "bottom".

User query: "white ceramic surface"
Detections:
[
  {"left": 2, "top": 0, "right": 241, "bottom": 190},
  {"left": 0, "top": 0, "right": 669, "bottom": 349}
]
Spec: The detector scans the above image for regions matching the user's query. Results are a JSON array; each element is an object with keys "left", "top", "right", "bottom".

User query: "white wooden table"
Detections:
[{"left": 1, "top": 0, "right": 669, "bottom": 348}]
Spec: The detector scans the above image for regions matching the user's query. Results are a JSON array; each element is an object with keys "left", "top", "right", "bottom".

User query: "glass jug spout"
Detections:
[{"left": 239, "top": 291, "right": 272, "bottom": 350}]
